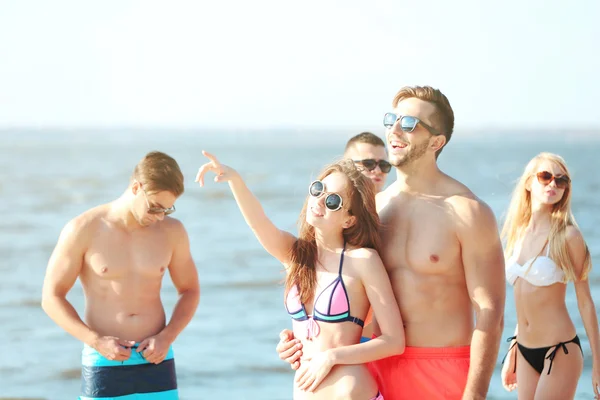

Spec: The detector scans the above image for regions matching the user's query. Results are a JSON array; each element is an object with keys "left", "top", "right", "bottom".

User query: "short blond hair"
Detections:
[
  {"left": 393, "top": 85, "right": 454, "bottom": 157},
  {"left": 132, "top": 151, "right": 184, "bottom": 196}
]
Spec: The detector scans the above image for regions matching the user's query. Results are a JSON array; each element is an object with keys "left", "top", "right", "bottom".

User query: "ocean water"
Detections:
[{"left": 0, "top": 129, "right": 598, "bottom": 399}]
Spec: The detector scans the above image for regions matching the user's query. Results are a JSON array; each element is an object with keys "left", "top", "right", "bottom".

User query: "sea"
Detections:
[{"left": 0, "top": 128, "right": 598, "bottom": 399}]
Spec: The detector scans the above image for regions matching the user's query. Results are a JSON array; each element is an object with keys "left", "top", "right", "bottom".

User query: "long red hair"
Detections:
[{"left": 285, "top": 160, "right": 381, "bottom": 304}]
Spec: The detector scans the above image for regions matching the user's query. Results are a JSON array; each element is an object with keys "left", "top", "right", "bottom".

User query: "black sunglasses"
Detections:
[
  {"left": 309, "top": 180, "right": 343, "bottom": 212},
  {"left": 353, "top": 159, "right": 392, "bottom": 173},
  {"left": 141, "top": 187, "right": 176, "bottom": 215},
  {"left": 536, "top": 171, "right": 571, "bottom": 189},
  {"left": 383, "top": 112, "right": 440, "bottom": 135}
]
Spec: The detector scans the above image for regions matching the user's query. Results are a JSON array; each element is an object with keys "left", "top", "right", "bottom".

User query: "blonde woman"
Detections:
[{"left": 500, "top": 152, "right": 599, "bottom": 399}]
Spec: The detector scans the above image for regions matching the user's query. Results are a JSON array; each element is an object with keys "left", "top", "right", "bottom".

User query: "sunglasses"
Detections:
[
  {"left": 536, "top": 171, "right": 571, "bottom": 189},
  {"left": 309, "top": 180, "right": 343, "bottom": 212},
  {"left": 353, "top": 159, "right": 392, "bottom": 173},
  {"left": 141, "top": 187, "right": 176, "bottom": 215},
  {"left": 383, "top": 112, "right": 440, "bottom": 135}
]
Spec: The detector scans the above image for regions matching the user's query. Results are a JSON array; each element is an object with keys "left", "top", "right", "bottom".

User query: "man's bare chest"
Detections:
[
  {"left": 84, "top": 230, "right": 171, "bottom": 279},
  {"left": 379, "top": 199, "right": 461, "bottom": 275}
]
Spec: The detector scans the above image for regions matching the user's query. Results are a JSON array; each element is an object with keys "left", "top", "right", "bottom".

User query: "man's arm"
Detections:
[
  {"left": 139, "top": 219, "right": 200, "bottom": 364},
  {"left": 41, "top": 217, "right": 99, "bottom": 346},
  {"left": 456, "top": 197, "right": 506, "bottom": 400},
  {"left": 159, "top": 219, "right": 200, "bottom": 343}
]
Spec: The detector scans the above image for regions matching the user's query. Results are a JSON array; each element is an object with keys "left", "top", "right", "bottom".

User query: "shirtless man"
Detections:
[
  {"left": 344, "top": 131, "right": 391, "bottom": 193},
  {"left": 277, "top": 86, "right": 505, "bottom": 400},
  {"left": 41, "top": 151, "right": 200, "bottom": 400}
]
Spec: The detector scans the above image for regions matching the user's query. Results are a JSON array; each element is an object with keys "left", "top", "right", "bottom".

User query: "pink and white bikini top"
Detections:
[
  {"left": 285, "top": 243, "right": 364, "bottom": 340},
  {"left": 506, "top": 240, "right": 564, "bottom": 287}
]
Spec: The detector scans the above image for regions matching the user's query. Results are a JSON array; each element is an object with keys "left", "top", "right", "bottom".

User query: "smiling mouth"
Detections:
[
  {"left": 389, "top": 140, "right": 408, "bottom": 150},
  {"left": 310, "top": 207, "right": 324, "bottom": 217}
]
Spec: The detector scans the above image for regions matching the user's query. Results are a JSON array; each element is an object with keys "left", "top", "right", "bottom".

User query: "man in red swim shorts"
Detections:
[{"left": 276, "top": 85, "right": 506, "bottom": 400}]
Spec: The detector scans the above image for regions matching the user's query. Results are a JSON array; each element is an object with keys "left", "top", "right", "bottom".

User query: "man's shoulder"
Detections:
[
  {"left": 439, "top": 178, "right": 496, "bottom": 226},
  {"left": 65, "top": 205, "right": 108, "bottom": 234},
  {"left": 160, "top": 217, "right": 188, "bottom": 237},
  {"left": 441, "top": 187, "right": 500, "bottom": 248},
  {"left": 56, "top": 205, "right": 108, "bottom": 247},
  {"left": 440, "top": 176, "right": 487, "bottom": 210},
  {"left": 161, "top": 216, "right": 185, "bottom": 229}
]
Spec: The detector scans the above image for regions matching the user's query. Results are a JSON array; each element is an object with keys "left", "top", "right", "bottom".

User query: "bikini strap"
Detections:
[
  {"left": 545, "top": 337, "right": 580, "bottom": 375},
  {"left": 502, "top": 336, "right": 518, "bottom": 358},
  {"left": 513, "top": 236, "right": 524, "bottom": 258},
  {"left": 545, "top": 342, "right": 569, "bottom": 375},
  {"left": 338, "top": 241, "right": 347, "bottom": 275},
  {"left": 501, "top": 336, "right": 518, "bottom": 373},
  {"left": 546, "top": 239, "right": 551, "bottom": 256}
]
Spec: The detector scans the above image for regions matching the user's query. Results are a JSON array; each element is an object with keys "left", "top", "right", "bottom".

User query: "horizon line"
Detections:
[{"left": 1, "top": 125, "right": 599, "bottom": 135}]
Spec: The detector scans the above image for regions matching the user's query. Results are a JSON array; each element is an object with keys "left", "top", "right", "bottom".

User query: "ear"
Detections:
[
  {"left": 131, "top": 180, "right": 141, "bottom": 195},
  {"left": 343, "top": 215, "right": 357, "bottom": 229},
  {"left": 430, "top": 134, "right": 446, "bottom": 153},
  {"left": 524, "top": 176, "right": 533, "bottom": 192}
]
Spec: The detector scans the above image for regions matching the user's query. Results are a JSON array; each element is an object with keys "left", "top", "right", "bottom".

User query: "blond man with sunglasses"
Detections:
[
  {"left": 277, "top": 86, "right": 506, "bottom": 400},
  {"left": 41, "top": 151, "right": 199, "bottom": 400}
]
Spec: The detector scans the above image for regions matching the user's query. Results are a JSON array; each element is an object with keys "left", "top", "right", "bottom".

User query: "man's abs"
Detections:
[
  {"left": 393, "top": 272, "right": 474, "bottom": 347},
  {"left": 85, "top": 298, "right": 167, "bottom": 342}
]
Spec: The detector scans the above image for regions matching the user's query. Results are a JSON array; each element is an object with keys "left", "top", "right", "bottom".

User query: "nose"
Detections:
[
  {"left": 317, "top": 193, "right": 327, "bottom": 207},
  {"left": 387, "top": 121, "right": 404, "bottom": 138},
  {"left": 365, "top": 165, "right": 382, "bottom": 176},
  {"left": 391, "top": 117, "right": 405, "bottom": 134},
  {"left": 156, "top": 212, "right": 165, "bottom": 221}
]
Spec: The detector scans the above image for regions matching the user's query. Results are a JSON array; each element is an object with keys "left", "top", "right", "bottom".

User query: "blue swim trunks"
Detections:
[{"left": 79, "top": 343, "right": 179, "bottom": 400}]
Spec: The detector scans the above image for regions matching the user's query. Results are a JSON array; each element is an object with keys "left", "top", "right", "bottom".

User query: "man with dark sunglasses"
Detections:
[
  {"left": 343, "top": 132, "right": 390, "bottom": 193},
  {"left": 41, "top": 151, "right": 200, "bottom": 400},
  {"left": 276, "top": 86, "right": 505, "bottom": 400},
  {"left": 343, "top": 132, "right": 390, "bottom": 343}
]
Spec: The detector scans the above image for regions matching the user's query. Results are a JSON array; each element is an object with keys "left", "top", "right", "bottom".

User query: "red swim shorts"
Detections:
[{"left": 367, "top": 345, "right": 470, "bottom": 400}]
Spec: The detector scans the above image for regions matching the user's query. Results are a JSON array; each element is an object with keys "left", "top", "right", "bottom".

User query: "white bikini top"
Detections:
[{"left": 506, "top": 240, "right": 565, "bottom": 287}]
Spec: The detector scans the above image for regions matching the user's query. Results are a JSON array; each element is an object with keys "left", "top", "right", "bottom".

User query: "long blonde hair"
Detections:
[{"left": 501, "top": 152, "right": 591, "bottom": 282}]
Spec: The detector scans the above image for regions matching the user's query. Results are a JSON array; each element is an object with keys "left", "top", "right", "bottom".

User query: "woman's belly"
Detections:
[
  {"left": 293, "top": 364, "right": 378, "bottom": 400},
  {"left": 290, "top": 318, "right": 379, "bottom": 399},
  {"left": 514, "top": 281, "right": 576, "bottom": 346}
]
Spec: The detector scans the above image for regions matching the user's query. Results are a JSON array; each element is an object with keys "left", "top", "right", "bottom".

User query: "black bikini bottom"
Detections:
[{"left": 502, "top": 335, "right": 582, "bottom": 375}]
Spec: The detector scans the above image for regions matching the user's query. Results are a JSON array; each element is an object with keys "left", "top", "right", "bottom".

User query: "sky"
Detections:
[{"left": 0, "top": 0, "right": 599, "bottom": 132}]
